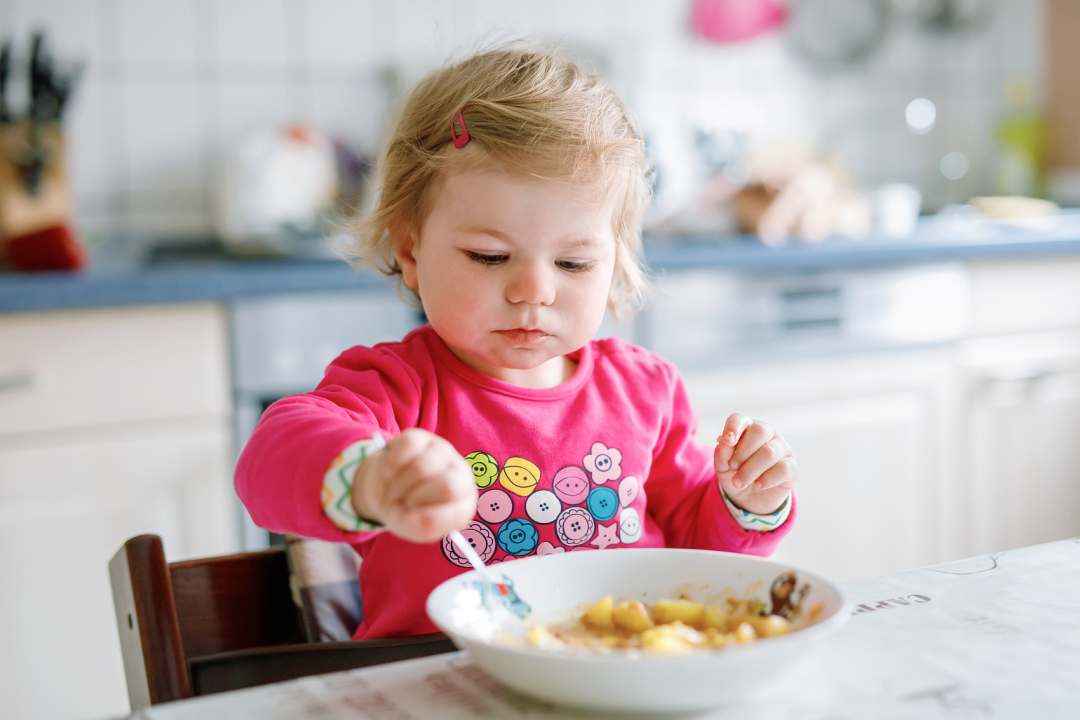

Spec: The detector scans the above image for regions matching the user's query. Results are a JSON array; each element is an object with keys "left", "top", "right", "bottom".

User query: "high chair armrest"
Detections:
[{"left": 188, "top": 634, "right": 457, "bottom": 697}]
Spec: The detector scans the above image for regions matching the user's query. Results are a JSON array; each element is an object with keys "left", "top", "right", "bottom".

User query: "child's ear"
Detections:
[{"left": 393, "top": 223, "right": 420, "bottom": 291}]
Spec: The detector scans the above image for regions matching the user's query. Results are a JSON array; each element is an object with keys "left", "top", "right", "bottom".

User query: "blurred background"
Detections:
[{"left": 1, "top": 1, "right": 1079, "bottom": 719}]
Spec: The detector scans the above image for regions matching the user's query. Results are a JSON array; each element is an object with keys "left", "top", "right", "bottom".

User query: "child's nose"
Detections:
[{"left": 505, "top": 261, "right": 556, "bottom": 306}]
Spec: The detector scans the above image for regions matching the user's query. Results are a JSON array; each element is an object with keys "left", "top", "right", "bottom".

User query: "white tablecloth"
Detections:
[{"left": 136, "top": 538, "right": 1080, "bottom": 719}]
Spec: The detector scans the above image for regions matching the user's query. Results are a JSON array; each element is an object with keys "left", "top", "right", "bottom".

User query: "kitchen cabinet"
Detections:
[
  {"left": 0, "top": 305, "right": 237, "bottom": 720},
  {"left": 956, "top": 257, "right": 1080, "bottom": 558},
  {"left": 959, "top": 328, "right": 1080, "bottom": 559},
  {"left": 680, "top": 348, "right": 959, "bottom": 583},
  {"left": 647, "top": 266, "right": 966, "bottom": 582},
  {"left": 656, "top": 256, "right": 1080, "bottom": 583}
]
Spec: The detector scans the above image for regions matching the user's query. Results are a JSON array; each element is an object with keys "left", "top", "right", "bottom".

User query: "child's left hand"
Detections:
[{"left": 714, "top": 413, "right": 798, "bottom": 516}]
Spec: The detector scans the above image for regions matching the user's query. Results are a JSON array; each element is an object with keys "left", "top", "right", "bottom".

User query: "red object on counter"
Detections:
[
  {"left": 690, "top": 0, "right": 787, "bottom": 43},
  {"left": 4, "top": 224, "right": 86, "bottom": 271}
]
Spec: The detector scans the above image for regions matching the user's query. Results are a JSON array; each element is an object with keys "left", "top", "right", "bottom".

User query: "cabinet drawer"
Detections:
[
  {"left": 0, "top": 304, "right": 230, "bottom": 436},
  {"left": 969, "top": 257, "right": 1080, "bottom": 336}
]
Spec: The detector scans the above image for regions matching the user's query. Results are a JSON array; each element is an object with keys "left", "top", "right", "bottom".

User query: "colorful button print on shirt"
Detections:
[
  {"left": 586, "top": 486, "right": 619, "bottom": 522},
  {"left": 525, "top": 490, "right": 562, "bottom": 524},
  {"left": 477, "top": 489, "right": 514, "bottom": 524},
  {"left": 498, "top": 518, "right": 539, "bottom": 556},
  {"left": 590, "top": 522, "right": 619, "bottom": 549},
  {"left": 499, "top": 456, "right": 541, "bottom": 496},
  {"left": 552, "top": 466, "right": 590, "bottom": 505},
  {"left": 466, "top": 451, "right": 499, "bottom": 489},
  {"left": 583, "top": 442, "right": 622, "bottom": 484},
  {"left": 619, "top": 506, "right": 643, "bottom": 544},
  {"left": 555, "top": 506, "right": 595, "bottom": 547},
  {"left": 618, "top": 475, "right": 640, "bottom": 507},
  {"left": 442, "top": 520, "right": 498, "bottom": 567}
]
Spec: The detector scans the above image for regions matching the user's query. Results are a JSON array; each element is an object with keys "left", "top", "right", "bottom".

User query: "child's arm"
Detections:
[
  {"left": 644, "top": 362, "right": 797, "bottom": 556},
  {"left": 235, "top": 345, "right": 425, "bottom": 542},
  {"left": 236, "top": 391, "right": 391, "bottom": 542}
]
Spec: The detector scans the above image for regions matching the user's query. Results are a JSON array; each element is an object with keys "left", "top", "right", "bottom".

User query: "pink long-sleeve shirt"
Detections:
[{"left": 235, "top": 324, "right": 795, "bottom": 639}]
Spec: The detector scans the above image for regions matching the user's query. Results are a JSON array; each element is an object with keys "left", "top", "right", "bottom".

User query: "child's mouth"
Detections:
[{"left": 497, "top": 328, "right": 549, "bottom": 347}]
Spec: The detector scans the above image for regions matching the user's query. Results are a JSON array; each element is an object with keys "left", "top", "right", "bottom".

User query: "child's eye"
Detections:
[
  {"left": 464, "top": 250, "right": 508, "bottom": 265},
  {"left": 556, "top": 259, "right": 594, "bottom": 273}
]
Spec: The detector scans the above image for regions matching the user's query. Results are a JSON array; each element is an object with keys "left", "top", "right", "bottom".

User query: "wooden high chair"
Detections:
[{"left": 109, "top": 534, "right": 454, "bottom": 710}]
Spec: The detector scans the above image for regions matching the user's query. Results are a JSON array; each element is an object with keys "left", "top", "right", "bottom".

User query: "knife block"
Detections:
[{"left": 0, "top": 120, "right": 85, "bottom": 270}]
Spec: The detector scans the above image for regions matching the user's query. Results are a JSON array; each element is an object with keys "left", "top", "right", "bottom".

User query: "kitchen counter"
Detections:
[
  {"left": 127, "top": 538, "right": 1080, "bottom": 719},
  {"left": 4, "top": 213, "right": 1080, "bottom": 313},
  {"left": 0, "top": 240, "right": 388, "bottom": 313},
  {"left": 647, "top": 212, "right": 1080, "bottom": 273}
]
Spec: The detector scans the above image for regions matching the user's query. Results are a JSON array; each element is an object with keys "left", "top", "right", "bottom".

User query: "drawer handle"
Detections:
[{"left": 0, "top": 373, "right": 35, "bottom": 394}]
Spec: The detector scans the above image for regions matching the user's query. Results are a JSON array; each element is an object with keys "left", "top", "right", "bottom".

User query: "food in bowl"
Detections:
[
  {"left": 526, "top": 571, "right": 823, "bottom": 654},
  {"left": 426, "top": 548, "right": 849, "bottom": 713}
]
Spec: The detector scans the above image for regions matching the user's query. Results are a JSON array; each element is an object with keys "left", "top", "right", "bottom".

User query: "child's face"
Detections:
[{"left": 396, "top": 167, "right": 617, "bottom": 386}]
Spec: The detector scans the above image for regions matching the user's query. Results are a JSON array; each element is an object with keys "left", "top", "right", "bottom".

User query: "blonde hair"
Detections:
[{"left": 343, "top": 43, "right": 652, "bottom": 320}]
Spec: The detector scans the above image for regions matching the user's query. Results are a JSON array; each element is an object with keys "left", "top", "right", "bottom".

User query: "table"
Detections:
[{"left": 130, "top": 539, "right": 1080, "bottom": 719}]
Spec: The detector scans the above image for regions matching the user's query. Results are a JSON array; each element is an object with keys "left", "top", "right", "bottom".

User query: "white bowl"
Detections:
[{"left": 426, "top": 548, "right": 849, "bottom": 713}]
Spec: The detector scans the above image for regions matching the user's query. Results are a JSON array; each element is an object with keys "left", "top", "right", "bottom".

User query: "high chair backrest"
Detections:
[
  {"left": 109, "top": 534, "right": 455, "bottom": 710},
  {"left": 109, "top": 534, "right": 303, "bottom": 707}
]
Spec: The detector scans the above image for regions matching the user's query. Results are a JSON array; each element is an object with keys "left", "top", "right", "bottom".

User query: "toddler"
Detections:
[{"left": 236, "top": 45, "right": 799, "bottom": 640}]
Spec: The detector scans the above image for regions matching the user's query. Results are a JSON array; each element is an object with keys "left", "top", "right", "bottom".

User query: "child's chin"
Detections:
[{"left": 497, "top": 350, "right": 553, "bottom": 369}]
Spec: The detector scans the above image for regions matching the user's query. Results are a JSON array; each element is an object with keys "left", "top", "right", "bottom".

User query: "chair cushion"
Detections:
[{"left": 283, "top": 535, "right": 363, "bottom": 642}]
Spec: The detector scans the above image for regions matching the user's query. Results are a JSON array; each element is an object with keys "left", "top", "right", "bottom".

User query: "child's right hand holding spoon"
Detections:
[{"left": 351, "top": 429, "right": 478, "bottom": 544}]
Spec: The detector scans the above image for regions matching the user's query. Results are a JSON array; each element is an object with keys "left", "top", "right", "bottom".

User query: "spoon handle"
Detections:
[{"left": 449, "top": 530, "right": 492, "bottom": 578}]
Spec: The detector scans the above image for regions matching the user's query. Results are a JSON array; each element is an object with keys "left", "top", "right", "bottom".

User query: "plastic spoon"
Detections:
[{"left": 447, "top": 529, "right": 530, "bottom": 639}]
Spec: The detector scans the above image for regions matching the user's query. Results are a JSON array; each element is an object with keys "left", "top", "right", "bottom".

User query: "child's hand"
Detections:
[
  {"left": 351, "top": 429, "right": 478, "bottom": 544},
  {"left": 714, "top": 413, "right": 798, "bottom": 516}
]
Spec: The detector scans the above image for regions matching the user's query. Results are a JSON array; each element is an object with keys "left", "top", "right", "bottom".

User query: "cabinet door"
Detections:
[
  {"left": 0, "top": 421, "right": 236, "bottom": 720},
  {"left": 963, "top": 329, "right": 1080, "bottom": 556},
  {"left": 0, "top": 304, "right": 230, "bottom": 436},
  {"left": 682, "top": 349, "right": 957, "bottom": 583}
]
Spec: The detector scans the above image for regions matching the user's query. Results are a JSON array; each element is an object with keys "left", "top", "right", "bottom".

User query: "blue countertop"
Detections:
[{"left": 4, "top": 213, "right": 1080, "bottom": 313}]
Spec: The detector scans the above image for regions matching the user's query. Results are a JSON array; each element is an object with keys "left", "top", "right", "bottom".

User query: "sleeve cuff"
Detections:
[
  {"left": 721, "top": 489, "right": 792, "bottom": 533},
  {"left": 322, "top": 438, "right": 386, "bottom": 532}
]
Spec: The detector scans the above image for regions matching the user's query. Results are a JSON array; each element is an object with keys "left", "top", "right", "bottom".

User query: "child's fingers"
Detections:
[
  {"left": 749, "top": 456, "right": 798, "bottom": 492},
  {"left": 719, "top": 413, "right": 753, "bottom": 446},
  {"left": 715, "top": 413, "right": 753, "bottom": 471},
  {"left": 714, "top": 443, "right": 732, "bottom": 474},
  {"left": 403, "top": 460, "right": 476, "bottom": 511},
  {"left": 383, "top": 436, "right": 450, "bottom": 507},
  {"left": 380, "top": 430, "right": 430, "bottom": 484},
  {"left": 383, "top": 455, "right": 436, "bottom": 509},
  {"left": 396, "top": 497, "right": 477, "bottom": 544},
  {"left": 729, "top": 437, "right": 790, "bottom": 489},
  {"left": 728, "top": 421, "right": 775, "bottom": 473}
]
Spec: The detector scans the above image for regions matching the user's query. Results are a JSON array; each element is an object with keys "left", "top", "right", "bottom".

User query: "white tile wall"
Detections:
[
  {"left": 216, "top": 81, "right": 292, "bottom": 139},
  {"left": 11, "top": 0, "right": 105, "bottom": 65},
  {"left": 305, "top": 0, "right": 376, "bottom": 69},
  {"left": 214, "top": 0, "right": 291, "bottom": 68},
  {"left": 0, "top": 0, "right": 1048, "bottom": 239},
  {"left": 116, "top": 0, "right": 198, "bottom": 66}
]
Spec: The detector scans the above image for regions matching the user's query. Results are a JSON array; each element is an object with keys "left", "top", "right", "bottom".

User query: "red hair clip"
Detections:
[{"left": 451, "top": 110, "right": 470, "bottom": 148}]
